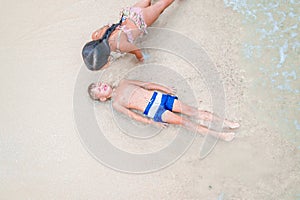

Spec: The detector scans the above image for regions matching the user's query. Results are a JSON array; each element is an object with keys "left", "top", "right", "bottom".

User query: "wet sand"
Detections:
[{"left": 0, "top": 0, "right": 299, "bottom": 199}]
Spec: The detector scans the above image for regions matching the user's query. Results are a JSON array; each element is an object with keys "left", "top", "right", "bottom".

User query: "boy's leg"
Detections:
[
  {"left": 142, "top": 0, "right": 175, "bottom": 26},
  {"left": 161, "top": 110, "right": 235, "bottom": 141},
  {"left": 197, "top": 110, "right": 240, "bottom": 129},
  {"left": 133, "top": 0, "right": 152, "bottom": 8},
  {"left": 172, "top": 99, "right": 199, "bottom": 117},
  {"left": 172, "top": 100, "right": 240, "bottom": 129}
]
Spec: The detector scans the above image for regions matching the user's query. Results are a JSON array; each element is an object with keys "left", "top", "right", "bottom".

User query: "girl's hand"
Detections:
[{"left": 141, "top": 52, "right": 150, "bottom": 61}]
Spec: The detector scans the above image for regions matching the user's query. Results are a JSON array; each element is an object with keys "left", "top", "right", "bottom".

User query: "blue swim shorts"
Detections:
[{"left": 143, "top": 91, "right": 178, "bottom": 122}]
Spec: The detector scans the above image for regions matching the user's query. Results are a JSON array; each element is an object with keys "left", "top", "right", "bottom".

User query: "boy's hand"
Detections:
[
  {"left": 151, "top": 121, "right": 169, "bottom": 129},
  {"left": 168, "top": 86, "right": 177, "bottom": 95}
]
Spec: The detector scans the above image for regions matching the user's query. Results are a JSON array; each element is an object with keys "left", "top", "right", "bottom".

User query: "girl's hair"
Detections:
[
  {"left": 82, "top": 40, "right": 109, "bottom": 71},
  {"left": 82, "top": 22, "right": 122, "bottom": 71},
  {"left": 82, "top": 25, "right": 110, "bottom": 71},
  {"left": 87, "top": 83, "right": 98, "bottom": 101}
]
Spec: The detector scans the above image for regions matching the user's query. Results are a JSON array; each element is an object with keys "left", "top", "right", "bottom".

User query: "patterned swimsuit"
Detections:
[
  {"left": 118, "top": 7, "right": 148, "bottom": 43},
  {"left": 110, "top": 7, "right": 148, "bottom": 60}
]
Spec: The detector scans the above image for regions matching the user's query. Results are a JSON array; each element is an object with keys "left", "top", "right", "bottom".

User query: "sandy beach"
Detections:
[{"left": 0, "top": 0, "right": 299, "bottom": 199}]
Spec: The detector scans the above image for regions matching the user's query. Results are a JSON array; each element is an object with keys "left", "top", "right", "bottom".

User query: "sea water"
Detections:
[{"left": 223, "top": 0, "right": 299, "bottom": 147}]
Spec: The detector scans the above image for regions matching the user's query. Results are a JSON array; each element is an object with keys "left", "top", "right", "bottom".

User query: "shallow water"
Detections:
[{"left": 224, "top": 0, "right": 300, "bottom": 147}]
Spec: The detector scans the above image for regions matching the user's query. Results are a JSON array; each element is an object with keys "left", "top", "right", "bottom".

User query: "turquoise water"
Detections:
[{"left": 224, "top": 0, "right": 299, "bottom": 147}]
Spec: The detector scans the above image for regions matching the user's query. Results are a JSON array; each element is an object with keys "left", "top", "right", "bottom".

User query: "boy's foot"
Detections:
[
  {"left": 219, "top": 132, "right": 235, "bottom": 142},
  {"left": 224, "top": 121, "right": 240, "bottom": 129}
]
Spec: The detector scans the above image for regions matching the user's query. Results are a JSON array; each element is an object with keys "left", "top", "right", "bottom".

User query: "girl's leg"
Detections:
[
  {"left": 133, "top": 0, "right": 152, "bottom": 8},
  {"left": 161, "top": 110, "right": 235, "bottom": 142},
  {"left": 142, "top": 0, "right": 175, "bottom": 26},
  {"left": 172, "top": 100, "right": 240, "bottom": 129}
]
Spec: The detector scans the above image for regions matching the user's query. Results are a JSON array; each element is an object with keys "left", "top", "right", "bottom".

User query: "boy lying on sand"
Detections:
[{"left": 88, "top": 79, "right": 240, "bottom": 141}]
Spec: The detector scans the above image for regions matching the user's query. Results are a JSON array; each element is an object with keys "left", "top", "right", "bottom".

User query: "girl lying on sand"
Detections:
[{"left": 82, "top": 0, "right": 175, "bottom": 71}]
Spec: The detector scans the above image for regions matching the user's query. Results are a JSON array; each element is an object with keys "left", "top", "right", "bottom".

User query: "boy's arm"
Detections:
[
  {"left": 113, "top": 102, "right": 169, "bottom": 128},
  {"left": 127, "top": 80, "right": 176, "bottom": 95},
  {"left": 144, "top": 82, "right": 176, "bottom": 95},
  {"left": 113, "top": 103, "right": 152, "bottom": 124}
]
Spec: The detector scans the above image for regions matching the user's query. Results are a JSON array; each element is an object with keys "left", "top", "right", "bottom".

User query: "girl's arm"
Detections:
[
  {"left": 92, "top": 25, "right": 109, "bottom": 40},
  {"left": 121, "top": 41, "right": 144, "bottom": 61},
  {"left": 130, "top": 48, "right": 144, "bottom": 61}
]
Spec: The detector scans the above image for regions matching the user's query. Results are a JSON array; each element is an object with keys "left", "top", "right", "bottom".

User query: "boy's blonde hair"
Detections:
[{"left": 87, "top": 83, "right": 98, "bottom": 101}]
